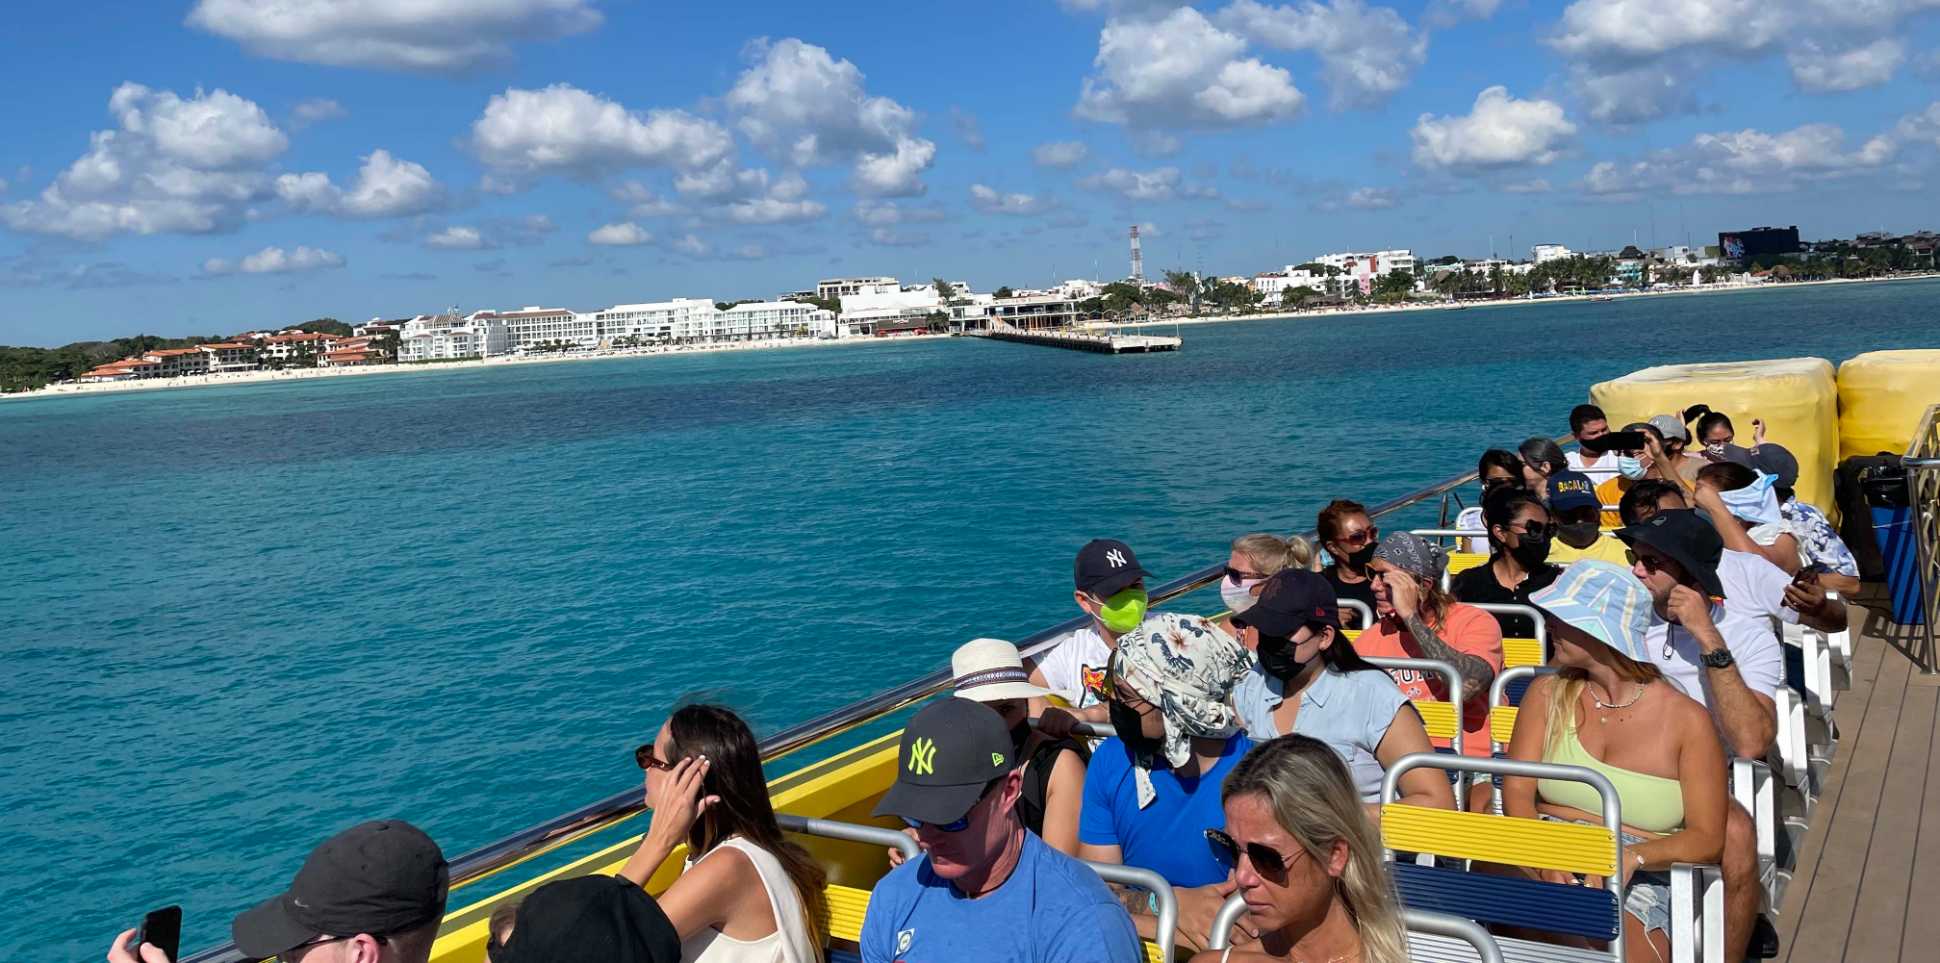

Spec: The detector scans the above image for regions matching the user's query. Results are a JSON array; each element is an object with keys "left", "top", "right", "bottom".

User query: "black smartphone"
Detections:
[
  {"left": 1583, "top": 430, "right": 1649, "bottom": 454},
  {"left": 136, "top": 906, "right": 182, "bottom": 963}
]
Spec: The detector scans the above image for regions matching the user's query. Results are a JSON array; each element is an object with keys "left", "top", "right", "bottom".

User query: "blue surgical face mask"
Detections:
[{"left": 1617, "top": 455, "right": 1647, "bottom": 480}]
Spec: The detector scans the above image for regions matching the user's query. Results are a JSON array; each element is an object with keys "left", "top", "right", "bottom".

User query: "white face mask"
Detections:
[{"left": 1221, "top": 575, "right": 1263, "bottom": 614}]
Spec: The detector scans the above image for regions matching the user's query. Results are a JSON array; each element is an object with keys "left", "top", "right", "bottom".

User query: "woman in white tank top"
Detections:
[{"left": 621, "top": 705, "right": 828, "bottom": 963}]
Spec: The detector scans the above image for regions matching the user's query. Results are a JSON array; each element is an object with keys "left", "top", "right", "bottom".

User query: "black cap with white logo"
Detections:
[
  {"left": 1233, "top": 569, "right": 1341, "bottom": 639},
  {"left": 1073, "top": 538, "right": 1149, "bottom": 597},
  {"left": 231, "top": 820, "right": 449, "bottom": 958},
  {"left": 873, "top": 698, "right": 1016, "bottom": 827}
]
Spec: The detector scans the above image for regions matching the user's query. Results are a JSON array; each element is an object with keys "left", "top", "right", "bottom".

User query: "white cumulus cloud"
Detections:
[
  {"left": 1584, "top": 119, "right": 1896, "bottom": 197},
  {"left": 203, "top": 244, "right": 344, "bottom": 275},
  {"left": 424, "top": 225, "right": 489, "bottom": 249},
  {"left": 1787, "top": 38, "right": 1905, "bottom": 92},
  {"left": 470, "top": 84, "right": 733, "bottom": 176},
  {"left": 1032, "top": 141, "right": 1090, "bottom": 168},
  {"left": 725, "top": 196, "right": 828, "bottom": 224},
  {"left": 672, "top": 234, "right": 709, "bottom": 256},
  {"left": 1079, "top": 166, "right": 1218, "bottom": 201},
  {"left": 1411, "top": 86, "right": 1576, "bottom": 170},
  {"left": 1075, "top": 7, "right": 1305, "bottom": 128},
  {"left": 186, "top": 0, "right": 602, "bottom": 72},
  {"left": 588, "top": 222, "right": 652, "bottom": 246},
  {"left": 969, "top": 184, "right": 1053, "bottom": 215},
  {"left": 1217, "top": 0, "right": 1428, "bottom": 110},
  {"left": 2, "top": 83, "right": 288, "bottom": 240},
  {"left": 277, "top": 149, "right": 444, "bottom": 217},
  {"left": 727, "top": 38, "right": 937, "bottom": 196},
  {"left": 289, "top": 97, "right": 346, "bottom": 127}
]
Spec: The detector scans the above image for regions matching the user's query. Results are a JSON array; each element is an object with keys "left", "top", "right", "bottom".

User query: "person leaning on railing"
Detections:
[
  {"left": 1190, "top": 735, "right": 1410, "bottom": 963},
  {"left": 1498, "top": 560, "right": 1726, "bottom": 963},
  {"left": 621, "top": 704, "right": 827, "bottom": 963}
]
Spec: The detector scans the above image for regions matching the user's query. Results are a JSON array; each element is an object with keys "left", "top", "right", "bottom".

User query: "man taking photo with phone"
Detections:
[{"left": 108, "top": 820, "right": 448, "bottom": 963}]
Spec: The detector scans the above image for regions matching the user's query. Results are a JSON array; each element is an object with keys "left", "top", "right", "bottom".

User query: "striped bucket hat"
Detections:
[{"left": 1526, "top": 560, "right": 1654, "bottom": 663}]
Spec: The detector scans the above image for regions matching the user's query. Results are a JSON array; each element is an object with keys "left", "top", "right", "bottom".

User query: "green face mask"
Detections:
[{"left": 1095, "top": 587, "right": 1149, "bottom": 635}]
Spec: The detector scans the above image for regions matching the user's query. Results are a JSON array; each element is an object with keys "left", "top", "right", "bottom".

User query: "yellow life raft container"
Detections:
[
  {"left": 1837, "top": 349, "right": 1940, "bottom": 461},
  {"left": 1590, "top": 358, "right": 1839, "bottom": 514}
]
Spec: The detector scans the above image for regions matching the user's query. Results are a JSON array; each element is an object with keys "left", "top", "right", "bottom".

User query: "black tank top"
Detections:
[{"left": 1016, "top": 735, "right": 1089, "bottom": 836}]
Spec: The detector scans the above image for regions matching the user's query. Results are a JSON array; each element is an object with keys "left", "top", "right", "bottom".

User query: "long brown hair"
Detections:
[{"left": 666, "top": 704, "right": 829, "bottom": 953}]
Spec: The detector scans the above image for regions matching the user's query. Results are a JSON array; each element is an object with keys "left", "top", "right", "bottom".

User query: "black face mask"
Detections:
[
  {"left": 1009, "top": 718, "right": 1032, "bottom": 752},
  {"left": 1507, "top": 533, "right": 1552, "bottom": 569},
  {"left": 1557, "top": 521, "right": 1600, "bottom": 549},
  {"left": 1108, "top": 699, "right": 1164, "bottom": 762},
  {"left": 1343, "top": 543, "right": 1378, "bottom": 569},
  {"left": 1256, "top": 632, "right": 1310, "bottom": 681}
]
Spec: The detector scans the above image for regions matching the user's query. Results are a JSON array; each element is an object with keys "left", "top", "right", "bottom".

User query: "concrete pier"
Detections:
[{"left": 970, "top": 324, "right": 1180, "bottom": 355}]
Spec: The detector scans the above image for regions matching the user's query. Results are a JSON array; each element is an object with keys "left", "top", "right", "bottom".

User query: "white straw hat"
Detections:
[{"left": 951, "top": 638, "right": 1051, "bottom": 702}]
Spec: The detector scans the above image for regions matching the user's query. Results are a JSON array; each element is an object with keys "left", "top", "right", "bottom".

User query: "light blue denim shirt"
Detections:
[{"left": 1232, "top": 663, "right": 1409, "bottom": 802}]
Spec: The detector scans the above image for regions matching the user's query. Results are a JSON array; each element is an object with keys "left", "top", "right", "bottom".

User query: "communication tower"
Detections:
[{"left": 1128, "top": 225, "right": 1143, "bottom": 282}]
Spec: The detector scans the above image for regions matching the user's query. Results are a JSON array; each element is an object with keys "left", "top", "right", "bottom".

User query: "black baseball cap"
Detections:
[
  {"left": 493, "top": 874, "right": 680, "bottom": 963},
  {"left": 1232, "top": 570, "right": 1341, "bottom": 639},
  {"left": 873, "top": 698, "right": 1016, "bottom": 827},
  {"left": 1614, "top": 509, "right": 1727, "bottom": 598},
  {"left": 1750, "top": 443, "right": 1800, "bottom": 490},
  {"left": 232, "top": 820, "right": 449, "bottom": 957},
  {"left": 1074, "top": 538, "right": 1149, "bottom": 597}
]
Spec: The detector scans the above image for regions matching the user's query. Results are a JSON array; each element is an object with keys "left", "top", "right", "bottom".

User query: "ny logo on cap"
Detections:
[
  {"left": 1105, "top": 549, "right": 1127, "bottom": 567},
  {"left": 909, "top": 737, "right": 937, "bottom": 775}
]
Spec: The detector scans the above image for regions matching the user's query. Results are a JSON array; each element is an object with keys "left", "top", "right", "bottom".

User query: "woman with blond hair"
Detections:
[
  {"left": 1191, "top": 734, "right": 1409, "bottom": 963},
  {"left": 1502, "top": 561, "right": 1726, "bottom": 963},
  {"left": 1216, "top": 532, "right": 1316, "bottom": 638}
]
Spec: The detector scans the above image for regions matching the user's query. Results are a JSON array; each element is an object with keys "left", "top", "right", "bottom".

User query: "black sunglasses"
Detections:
[
  {"left": 1205, "top": 828, "right": 1307, "bottom": 878},
  {"left": 634, "top": 743, "right": 674, "bottom": 771},
  {"left": 1510, "top": 521, "right": 1559, "bottom": 539},
  {"left": 1223, "top": 564, "right": 1269, "bottom": 582}
]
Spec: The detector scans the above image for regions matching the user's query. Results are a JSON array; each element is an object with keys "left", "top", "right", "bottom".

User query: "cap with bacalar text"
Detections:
[
  {"left": 1232, "top": 569, "right": 1341, "bottom": 639},
  {"left": 231, "top": 820, "right": 449, "bottom": 958},
  {"left": 1546, "top": 470, "right": 1600, "bottom": 513},
  {"left": 1614, "top": 508, "right": 1728, "bottom": 599},
  {"left": 873, "top": 698, "right": 1016, "bottom": 827},
  {"left": 1074, "top": 538, "right": 1149, "bottom": 598}
]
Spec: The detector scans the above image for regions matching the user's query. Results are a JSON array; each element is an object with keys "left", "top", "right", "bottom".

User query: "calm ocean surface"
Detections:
[{"left": 5, "top": 280, "right": 1937, "bottom": 959}]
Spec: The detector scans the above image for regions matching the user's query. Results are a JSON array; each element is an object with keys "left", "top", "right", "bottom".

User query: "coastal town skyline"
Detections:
[{"left": 6, "top": 2, "right": 1940, "bottom": 345}]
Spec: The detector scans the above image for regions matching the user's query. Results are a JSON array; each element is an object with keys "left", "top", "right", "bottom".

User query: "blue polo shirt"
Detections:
[{"left": 1077, "top": 732, "right": 1253, "bottom": 887}]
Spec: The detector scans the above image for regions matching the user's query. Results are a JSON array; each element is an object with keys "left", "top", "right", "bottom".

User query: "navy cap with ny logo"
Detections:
[
  {"left": 1074, "top": 538, "right": 1149, "bottom": 597},
  {"left": 872, "top": 698, "right": 1016, "bottom": 827}
]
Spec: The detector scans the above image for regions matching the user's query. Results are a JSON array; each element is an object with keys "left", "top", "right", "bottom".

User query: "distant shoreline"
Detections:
[
  {"left": 0, "top": 332, "right": 946, "bottom": 404},
  {"left": 7, "top": 272, "right": 1935, "bottom": 405},
  {"left": 1114, "top": 271, "right": 1940, "bottom": 330}
]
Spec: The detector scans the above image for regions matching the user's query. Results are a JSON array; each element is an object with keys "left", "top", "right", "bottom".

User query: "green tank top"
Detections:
[{"left": 1538, "top": 715, "right": 1686, "bottom": 835}]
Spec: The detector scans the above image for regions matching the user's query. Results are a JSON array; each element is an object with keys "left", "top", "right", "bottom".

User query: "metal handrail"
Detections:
[
  {"left": 1085, "top": 861, "right": 1179, "bottom": 963},
  {"left": 1206, "top": 892, "right": 1248, "bottom": 951},
  {"left": 1470, "top": 602, "right": 1549, "bottom": 655},
  {"left": 1904, "top": 404, "right": 1940, "bottom": 674},
  {"left": 775, "top": 813, "right": 920, "bottom": 860},
  {"left": 180, "top": 462, "right": 1491, "bottom": 963},
  {"left": 1404, "top": 908, "right": 1508, "bottom": 963},
  {"left": 1340, "top": 598, "right": 1374, "bottom": 627}
]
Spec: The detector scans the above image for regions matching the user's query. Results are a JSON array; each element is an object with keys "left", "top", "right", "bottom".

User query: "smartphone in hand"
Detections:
[{"left": 136, "top": 906, "right": 182, "bottom": 963}]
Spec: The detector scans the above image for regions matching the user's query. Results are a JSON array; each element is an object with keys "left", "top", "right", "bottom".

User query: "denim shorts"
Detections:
[{"left": 1538, "top": 815, "right": 1673, "bottom": 935}]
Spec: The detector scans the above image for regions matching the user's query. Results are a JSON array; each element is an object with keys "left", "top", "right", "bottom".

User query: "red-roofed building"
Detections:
[
  {"left": 78, "top": 358, "right": 161, "bottom": 382},
  {"left": 141, "top": 347, "right": 210, "bottom": 377}
]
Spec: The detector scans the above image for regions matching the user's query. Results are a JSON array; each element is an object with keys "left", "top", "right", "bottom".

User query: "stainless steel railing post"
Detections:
[{"left": 1905, "top": 404, "right": 1940, "bottom": 674}]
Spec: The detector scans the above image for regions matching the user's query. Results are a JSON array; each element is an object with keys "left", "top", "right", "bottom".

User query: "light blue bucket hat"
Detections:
[{"left": 1527, "top": 560, "right": 1655, "bottom": 663}]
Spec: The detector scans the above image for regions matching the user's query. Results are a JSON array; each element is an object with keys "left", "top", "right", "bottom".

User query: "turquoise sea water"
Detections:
[{"left": 4, "top": 280, "right": 1938, "bottom": 959}]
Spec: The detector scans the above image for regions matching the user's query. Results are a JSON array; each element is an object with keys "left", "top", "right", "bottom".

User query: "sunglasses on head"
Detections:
[
  {"left": 900, "top": 776, "right": 1004, "bottom": 833},
  {"left": 1205, "top": 828, "right": 1307, "bottom": 878}
]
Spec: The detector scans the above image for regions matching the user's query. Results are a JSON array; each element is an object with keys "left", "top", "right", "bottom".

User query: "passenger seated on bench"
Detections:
[
  {"left": 1518, "top": 436, "right": 1567, "bottom": 492},
  {"left": 1190, "top": 735, "right": 1410, "bottom": 963},
  {"left": 1449, "top": 486, "right": 1561, "bottom": 639},
  {"left": 1678, "top": 471, "right": 1849, "bottom": 634},
  {"left": 1215, "top": 532, "right": 1315, "bottom": 638},
  {"left": 492, "top": 874, "right": 682, "bottom": 963},
  {"left": 1230, "top": 571, "right": 1453, "bottom": 815},
  {"left": 1614, "top": 508, "right": 1780, "bottom": 960},
  {"left": 1697, "top": 460, "right": 1805, "bottom": 574},
  {"left": 1453, "top": 448, "right": 1526, "bottom": 553},
  {"left": 1755, "top": 444, "right": 1861, "bottom": 596},
  {"left": 1080, "top": 615, "right": 1253, "bottom": 946},
  {"left": 1317, "top": 500, "right": 1379, "bottom": 629},
  {"left": 864, "top": 699, "right": 1142, "bottom": 963},
  {"left": 622, "top": 705, "right": 826, "bottom": 963},
  {"left": 1546, "top": 470, "right": 1632, "bottom": 566},
  {"left": 948, "top": 638, "right": 1089, "bottom": 856},
  {"left": 1027, "top": 538, "right": 1162, "bottom": 736},
  {"left": 1500, "top": 561, "right": 1727, "bottom": 963}
]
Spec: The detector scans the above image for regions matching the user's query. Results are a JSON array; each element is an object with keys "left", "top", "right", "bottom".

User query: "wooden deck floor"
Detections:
[{"left": 1776, "top": 594, "right": 1940, "bottom": 963}]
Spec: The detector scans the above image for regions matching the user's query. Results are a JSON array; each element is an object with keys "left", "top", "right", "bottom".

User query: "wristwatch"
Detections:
[{"left": 1702, "top": 648, "right": 1737, "bottom": 670}]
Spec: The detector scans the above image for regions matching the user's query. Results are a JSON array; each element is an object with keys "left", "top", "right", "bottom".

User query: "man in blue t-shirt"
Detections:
[
  {"left": 1076, "top": 613, "right": 1254, "bottom": 953},
  {"left": 862, "top": 698, "right": 1142, "bottom": 963}
]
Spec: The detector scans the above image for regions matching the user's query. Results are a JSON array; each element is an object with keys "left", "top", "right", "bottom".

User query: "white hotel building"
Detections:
[
  {"left": 398, "top": 313, "right": 510, "bottom": 361},
  {"left": 475, "top": 306, "right": 596, "bottom": 349},
  {"left": 592, "top": 298, "right": 722, "bottom": 343},
  {"left": 719, "top": 301, "right": 836, "bottom": 340}
]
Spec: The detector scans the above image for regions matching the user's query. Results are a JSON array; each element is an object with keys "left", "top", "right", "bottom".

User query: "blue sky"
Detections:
[{"left": 3, "top": 0, "right": 1939, "bottom": 345}]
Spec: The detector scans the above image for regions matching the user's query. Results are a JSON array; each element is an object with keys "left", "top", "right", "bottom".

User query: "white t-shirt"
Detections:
[
  {"left": 1716, "top": 549, "right": 1801, "bottom": 626},
  {"left": 1030, "top": 623, "right": 1113, "bottom": 709},
  {"left": 1642, "top": 603, "right": 1783, "bottom": 714},
  {"left": 1566, "top": 449, "right": 1621, "bottom": 488}
]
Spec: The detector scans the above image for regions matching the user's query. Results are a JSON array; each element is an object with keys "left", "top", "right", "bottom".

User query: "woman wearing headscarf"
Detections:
[{"left": 1076, "top": 612, "right": 1255, "bottom": 953}]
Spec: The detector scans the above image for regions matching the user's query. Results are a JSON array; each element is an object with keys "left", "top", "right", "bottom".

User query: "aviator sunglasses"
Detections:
[{"left": 1205, "top": 828, "right": 1308, "bottom": 878}]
